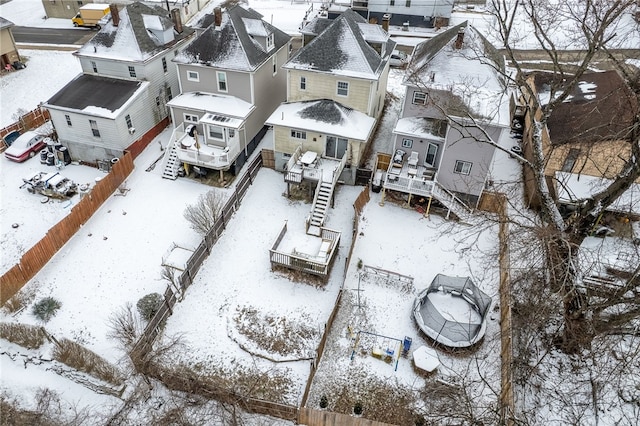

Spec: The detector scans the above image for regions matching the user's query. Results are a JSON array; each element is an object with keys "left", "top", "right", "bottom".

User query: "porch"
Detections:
[
  {"left": 171, "top": 122, "right": 241, "bottom": 171},
  {"left": 283, "top": 146, "right": 343, "bottom": 184}
]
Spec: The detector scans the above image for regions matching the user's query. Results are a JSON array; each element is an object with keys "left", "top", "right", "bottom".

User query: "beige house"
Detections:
[
  {"left": 521, "top": 70, "right": 640, "bottom": 213},
  {"left": 0, "top": 17, "right": 20, "bottom": 70},
  {"left": 267, "top": 8, "right": 395, "bottom": 185},
  {"left": 42, "top": 0, "right": 96, "bottom": 19}
]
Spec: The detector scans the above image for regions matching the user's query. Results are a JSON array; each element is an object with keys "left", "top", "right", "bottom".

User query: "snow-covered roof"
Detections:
[
  {"left": 266, "top": 99, "right": 376, "bottom": 141},
  {"left": 405, "top": 22, "right": 510, "bottom": 126},
  {"left": 555, "top": 171, "right": 640, "bottom": 216},
  {"left": 393, "top": 117, "right": 447, "bottom": 140},
  {"left": 44, "top": 73, "right": 148, "bottom": 119},
  {"left": 174, "top": 5, "right": 290, "bottom": 72},
  {"left": 0, "top": 16, "right": 15, "bottom": 30},
  {"left": 300, "top": 17, "right": 332, "bottom": 36},
  {"left": 76, "top": 2, "right": 195, "bottom": 63},
  {"left": 167, "top": 91, "right": 255, "bottom": 119},
  {"left": 284, "top": 9, "right": 396, "bottom": 80}
]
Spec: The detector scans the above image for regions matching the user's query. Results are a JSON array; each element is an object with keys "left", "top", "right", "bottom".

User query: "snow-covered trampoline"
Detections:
[{"left": 413, "top": 274, "right": 492, "bottom": 348}]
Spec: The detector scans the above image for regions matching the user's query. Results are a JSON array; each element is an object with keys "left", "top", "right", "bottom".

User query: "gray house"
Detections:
[
  {"left": 381, "top": 22, "right": 511, "bottom": 215},
  {"left": 267, "top": 9, "right": 395, "bottom": 185},
  {"left": 337, "top": 0, "right": 454, "bottom": 28},
  {"left": 160, "top": 5, "right": 291, "bottom": 178},
  {"left": 44, "top": 2, "right": 195, "bottom": 163}
]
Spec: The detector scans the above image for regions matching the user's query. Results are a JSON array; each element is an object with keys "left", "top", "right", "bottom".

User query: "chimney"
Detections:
[
  {"left": 381, "top": 13, "right": 390, "bottom": 32},
  {"left": 171, "top": 8, "right": 183, "bottom": 33},
  {"left": 110, "top": 4, "right": 119, "bottom": 27},
  {"left": 214, "top": 7, "right": 222, "bottom": 27},
  {"left": 454, "top": 27, "right": 465, "bottom": 49}
]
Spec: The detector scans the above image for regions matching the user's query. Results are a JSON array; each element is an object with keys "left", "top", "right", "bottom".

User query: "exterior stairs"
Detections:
[
  {"left": 161, "top": 143, "right": 180, "bottom": 180},
  {"left": 431, "top": 182, "right": 472, "bottom": 222},
  {"left": 307, "top": 180, "right": 334, "bottom": 235}
]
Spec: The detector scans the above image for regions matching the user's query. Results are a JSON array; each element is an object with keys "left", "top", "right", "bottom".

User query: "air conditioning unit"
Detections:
[{"left": 128, "top": 127, "right": 136, "bottom": 135}]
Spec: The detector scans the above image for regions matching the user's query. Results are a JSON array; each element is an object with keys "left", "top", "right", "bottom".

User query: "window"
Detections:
[
  {"left": 77, "top": 1, "right": 83, "bottom": 5},
  {"left": 125, "top": 114, "right": 133, "bottom": 129},
  {"left": 412, "top": 91, "right": 427, "bottom": 105},
  {"left": 155, "top": 96, "right": 161, "bottom": 107},
  {"left": 402, "top": 139, "right": 413, "bottom": 148},
  {"left": 337, "top": 81, "right": 349, "bottom": 97},
  {"left": 425, "top": 143, "right": 438, "bottom": 167},
  {"left": 300, "top": 76, "right": 306, "bottom": 90},
  {"left": 326, "top": 136, "right": 348, "bottom": 159},
  {"left": 89, "top": 120, "right": 100, "bottom": 137},
  {"left": 165, "top": 86, "right": 172, "bottom": 101},
  {"left": 290, "top": 129, "right": 306, "bottom": 140},
  {"left": 390, "top": 0, "right": 395, "bottom": 5},
  {"left": 406, "top": 0, "right": 411, "bottom": 6},
  {"left": 65, "top": 114, "right": 72, "bottom": 127},
  {"left": 184, "top": 113, "right": 198, "bottom": 123},
  {"left": 128, "top": 66, "right": 136, "bottom": 78},
  {"left": 562, "top": 148, "right": 580, "bottom": 172},
  {"left": 266, "top": 33, "right": 274, "bottom": 50},
  {"left": 454, "top": 160, "right": 472, "bottom": 175},
  {"left": 91, "top": 61, "right": 97, "bottom": 73},
  {"left": 228, "top": 129, "right": 235, "bottom": 139},
  {"left": 217, "top": 71, "right": 227, "bottom": 92},
  {"left": 208, "top": 125, "right": 224, "bottom": 141},
  {"left": 162, "top": 57, "right": 167, "bottom": 74},
  {"left": 272, "top": 56, "right": 277, "bottom": 75},
  {"left": 187, "top": 70, "right": 199, "bottom": 81}
]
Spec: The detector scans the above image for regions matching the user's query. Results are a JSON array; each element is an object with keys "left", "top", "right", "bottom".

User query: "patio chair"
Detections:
[{"left": 408, "top": 151, "right": 419, "bottom": 168}]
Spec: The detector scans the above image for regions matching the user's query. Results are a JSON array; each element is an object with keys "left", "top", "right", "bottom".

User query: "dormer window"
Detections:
[{"left": 266, "top": 33, "right": 274, "bottom": 50}]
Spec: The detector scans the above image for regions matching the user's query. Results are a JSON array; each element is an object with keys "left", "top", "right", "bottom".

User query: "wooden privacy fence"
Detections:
[
  {"left": 132, "top": 153, "right": 263, "bottom": 355},
  {"left": 0, "top": 152, "right": 135, "bottom": 304},
  {"left": 0, "top": 106, "right": 51, "bottom": 150}
]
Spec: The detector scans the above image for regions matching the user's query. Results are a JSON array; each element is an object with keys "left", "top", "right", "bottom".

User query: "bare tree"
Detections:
[{"left": 184, "top": 190, "right": 224, "bottom": 235}]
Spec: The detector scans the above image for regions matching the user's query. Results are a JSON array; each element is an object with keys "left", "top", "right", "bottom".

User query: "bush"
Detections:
[
  {"left": 32, "top": 297, "right": 61, "bottom": 322},
  {"left": 137, "top": 293, "right": 163, "bottom": 321},
  {"left": 52, "top": 338, "right": 123, "bottom": 385},
  {"left": 319, "top": 394, "right": 328, "bottom": 409},
  {"left": 0, "top": 323, "right": 47, "bottom": 349}
]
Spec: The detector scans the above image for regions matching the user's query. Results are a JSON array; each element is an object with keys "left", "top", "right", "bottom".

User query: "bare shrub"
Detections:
[
  {"left": 219, "top": 0, "right": 247, "bottom": 10},
  {"left": 183, "top": 190, "right": 224, "bottom": 235},
  {"left": 0, "top": 322, "right": 47, "bottom": 349},
  {"left": 107, "top": 303, "right": 143, "bottom": 349},
  {"left": 32, "top": 297, "right": 61, "bottom": 322},
  {"left": 52, "top": 338, "right": 123, "bottom": 385}
]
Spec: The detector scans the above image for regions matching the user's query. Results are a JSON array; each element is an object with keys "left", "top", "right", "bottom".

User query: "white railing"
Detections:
[{"left": 384, "top": 174, "right": 435, "bottom": 197}]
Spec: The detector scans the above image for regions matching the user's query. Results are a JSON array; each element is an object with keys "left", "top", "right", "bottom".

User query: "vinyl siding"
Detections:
[
  {"left": 286, "top": 69, "right": 373, "bottom": 115},
  {"left": 178, "top": 64, "right": 252, "bottom": 102}
]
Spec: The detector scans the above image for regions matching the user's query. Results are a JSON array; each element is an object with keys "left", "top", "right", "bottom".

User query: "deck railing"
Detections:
[{"left": 384, "top": 174, "right": 435, "bottom": 197}]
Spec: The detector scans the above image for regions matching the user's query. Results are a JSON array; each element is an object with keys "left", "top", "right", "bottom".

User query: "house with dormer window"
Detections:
[
  {"left": 381, "top": 22, "right": 511, "bottom": 218},
  {"left": 43, "top": 2, "right": 195, "bottom": 164},
  {"left": 159, "top": 5, "right": 291, "bottom": 179},
  {"left": 266, "top": 8, "right": 396, "bottom": 186}
]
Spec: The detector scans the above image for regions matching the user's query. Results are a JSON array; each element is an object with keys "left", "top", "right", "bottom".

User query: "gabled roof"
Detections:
[
  {"left": 266, "top": 99, "right": 376, "bottom": 140},
  {"left": 174, "top": 5, "right": 290, "bottom": 72},
  {"left": 76, "top": 2, "right": 195, "bottom": 62},
  {"left": 284, "top": 9, "right": 395, "bottom": 80},
  {"left": 0, "top": 16, "right": 15, "bottom": 30},
  {"left": 405, "top": 21, "right": 509, "bottom": 124},
  {"left": 534, "top": 70, "right": 639, "bottom": 145},
  {"left": 44, "top": 74, "right": 146, "bottom": 119}
]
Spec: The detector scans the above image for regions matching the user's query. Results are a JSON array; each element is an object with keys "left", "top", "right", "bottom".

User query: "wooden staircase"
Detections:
[
  {"left": 309, "top": 180, "right": 333, "bottom": 229},
  {"left": 431, "top": 182, "right": 472, "bottom": 221},
  {"left": 161, "top": 143, "right": 181, "bottom": 180}
]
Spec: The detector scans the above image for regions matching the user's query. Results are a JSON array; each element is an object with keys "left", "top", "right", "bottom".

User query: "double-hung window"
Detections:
[
  {"left": 300, "top": 76, "right": 306, "bottom": 90},
  {"left": 425, "top": 143, "right": 438, "bottom": 167},
  {"left": 89, "top": 120, "right": 100, "bottom": 137},
  {"left": 217, "top": 71, "right": 227, "bottom": 92},
  {"left": 412, "top": 92, "right": 427, "bottom": 105},
  {"left": 337, "top": 81, "right": 349, "bottom": 97}
]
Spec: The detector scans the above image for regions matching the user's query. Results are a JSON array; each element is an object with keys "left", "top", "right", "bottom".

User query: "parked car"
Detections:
[
  {"left": 4, "top": 131, "right": 47, "bottom": 162},
  {"left": 2, "top": 130, "right": 20, "bottom": 147},
  {"left": 390, "top": 49, "right": 409, "bottom": 68}
]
